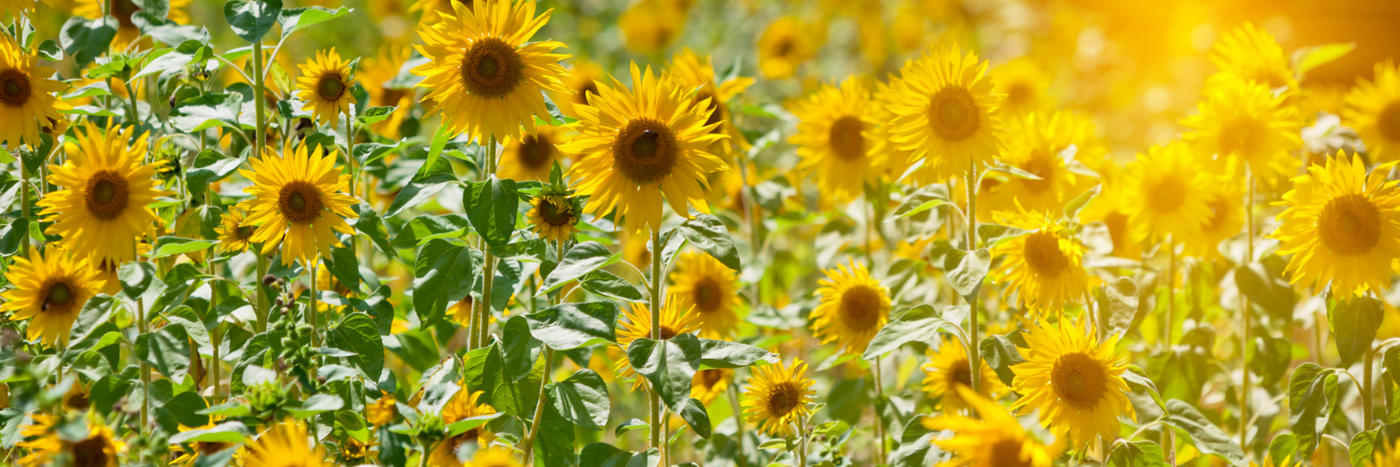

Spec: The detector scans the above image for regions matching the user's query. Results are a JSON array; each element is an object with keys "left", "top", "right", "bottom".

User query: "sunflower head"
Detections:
[
  {"left": 360, "top": 45, "right": 415, "bottom": 139},
  {"left": 431, "top": 389, "right": 498, "bottom": 466},
  {"left": 0, "top": 35, "right": 69, "bottom": 148},
  {"left": 295, "top": 48, "right": 356, "bottom": 128},
  {"left": 922, "top": 386, "right": 1061, "bottom": 467},
  {"left": 922, "top": 336, "right": 1007, "bottom": 412},
  {"left": 367, "top": 391, "right": 398, "bottom": 427},
  {"left": 1, "top": 248, "right": 103, "bottom": 347},
  {"left": 527, "top": 191, "right": 582, "bottom": 245},
  {"left": 666, "top": 48, "right": 756, "bottom": 157},
  {"left": 1010, "top": 318, "right": 1134, "bottom": 448},
  {"left": 987, "top": 111, "right": 1100, "bottom": 215},
  {"left": 1209, "top": 22, "right": 1297, "bottom": 92},
  {"left": 992, "top": 57, "right": 1052, "bottom": 115},
  {"left": 811, "top": 259, "right": 890, "bottom": 355},
  {"left": 1123, "top": 141, "right": 1211, "bottom": 242},
  {"left": 989, "top": 208, "right": 1089, "bottom": 312},
  {"left": 742, "top": 358, "right": 816, "bottom": 437},
  {"left": 170, "top": 417, "right": 234, "bottom": 467},
  {"left": 241, "top": 418, "right": 327, "bottom": 467},
  {"left": 615, "top": 297, "right": 701, "bottom": 390},
  {"left": 1182, "top": 175, "right": 1245, "bottom": 258},
  {"left": 691, "top": 368, "right": 734, "bottom": 405},
  {"left": 1182, "top": 75, "right": 1302, "bottom": 179},
  {"left": 790, "top": 77, "right": 876, "bottom": 204},
  {"left": 668, "top": 251, "right": 741, "bottom": 339},
  {"left": 237, "top": 142, "right": 360, "bottom": 266},
  {"left": 882, "top": 45, "right": 1003, "bottom": 183},
  {"left": 757, "top": 16, "right": 816, "bottom": 79},
  {"left": 1368, "top": 438, "right": 1400, "bottom": 467},
  {"left": 19, "top": 412, "right": 126, "bottom": 467},
  {"left": 1345, "top": 60, "right": 1400, "bottom": 163},
  {"left": 216, "top": 207, "right": 257, "bottom": 254},
  {"left": 499, "top": 123, "right": 569, "bottom": 182}
]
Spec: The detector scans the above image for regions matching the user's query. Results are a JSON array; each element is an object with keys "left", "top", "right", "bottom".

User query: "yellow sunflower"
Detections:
[
  {"left": 562, "top": 63, "right": 729, "bottom": 234},
  {"left": 882, "top": 45, "right": 1003, "bottom": 183},
  {"left": 526, "top": 194, "right": 580, "bottom": 243},
  {"left": 922, "top": 337, "right": 1006, "bottom": 413},
  {"left": 465, "top": 447, "right": 521, "bottom": 467},
  {"left": 619, "top": 0, "right": 687, "bottom": 55},
  {"left": 215, "top": 207, "right": 256, "bottom": 254},
  {"left": 986, "top": 111, "right": 1098, "bottom": 215},
  {"left": 412, "top": 0, "right": 570, "bottom": 142},
  {"left": 615, "top": 298, "right": 701, "bottom": 391},
  {"left": 63, "top": 381, "right": 90, "bottom": 412},
  {"left": 1344, "top": 60, "right": 1400, "bottom": 163},
  {"left": 1, "top": 249, "right": 101, "bottom": 346},
  {"left": 74, "top": 0, "right": 192, "bottom": 50},
  {"left": 450, "top": 296, "right": 475, "bottom": 326},
  {"left": 988, "top": 209, "right": 1089, "bottom": 313},
  {"left": 1368, "top": 438, "right": 1400, "bottom": 467},
  {"left": 922, "top": 386, "right": 1061, "bottom": 467},
  {"left": 549, "top": 58, "right": 605, "bottom": 118},
  {"left": 430, "top": 389, "right": 498, "bottom": 467},
  {"left": 668, "top": 251, "right": 740, "bottom": 339},
  {"left": 296, "top": 48, "right": 356, "bottom": 128},
  {"left": 667, "top": 48, "right": 756, "bottom": 158},
  {"left": 757, "top": 16, "right": 816, "bottom": 80},
  {"left": 367, "top": 391, "right": 397, "bottom": 427},
  {"left": 1181, "top": 75, "right": 1302, "bottom": 178},
  {"left": 1208, "top": 22, "right": 1297, "bottom": 91},
  {"left": 1123, "top": 141, "right": 1211, "bottom": 243},
  {"left": 38, "top": 123, "right": 166, "bottom": 270},
  {"left": 692, "top": 368, "right": 734, "bottom": 405},
  {"left": 18, "top": 413, "right": 124, "bottom": 467},
  {"left": 1271, "top": 152, "right": 1400, "bottom": 296},
  {"left": 1182, "top": 175, "right": 1245, "bottom": 259},
  {"left": 237, "top": 143, "right": 359, "bottom": 267},
  {"left": 170, "top": 417, "right": 234, "bottom": 467},
  {"left": 1010, "top": 319, "right": 1134, "bottom": 449},
  {"left": 409, "top": 0, "right": 467, "bottom": 24},
  {"left": 360, "top": 44, "right": 415, "bottom": 139},
  {"left": 241, "top": 418, "right": 327, "bottom": 467},
  {"left": 991, "top": 57, "right": 1051, "bottom": 116},
  {"left": 742, "top": 358, "right": 816, "bottom": 437},
  {"left": 810, "top": 259, "right": 890, "bottom": 355},
  {"left": 498, "top": 123, "right": 568, "bottom": 182},
  {"left": 0, "top": 36, "right": 67, "bottom": 147},
  {"left": 790, "top": 77, "right": 877, "bottom": 204}
]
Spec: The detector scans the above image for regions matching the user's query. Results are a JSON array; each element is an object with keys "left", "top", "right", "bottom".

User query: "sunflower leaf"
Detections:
[
  {"left": 467, "top": 176, "right": 519, "bottom": 249},
  {"left": 944, "top": 248, "right": 990, "bottom": 303},
  {"left": 539, "top": 241, "right": 621, "bottom": 295},
  {"left": 1063, "top": 184, "right": 1101, "bottom": 222},
  {"left": 863, "top": 305, "right": 960, "bottom": 361},
  {"left": 411, "top": 239, "right": 477, "bottom": 327},
  {"left": 626, "top": 335, "right": 703, "bottom": 412},
  {"left": 59, "top": 16, "right": 116, "bottom": 67},
  {"left": 1096, "top": 278, "right": 1141, "bottom": 338},
  {"left": 277, "top": 5, "right": 350, "bottom": 39},
  {"left": 387, "top": 155, "right": 456, "bottom": 217},
  {"left": 580, "top": 270, "right": 646, "bottom": 302},
  {"left": 677, "top": 398, "right": 712, "bottom": 439},
  {"left": 889, "top": 184, "right": 951, "bottom": 221},
  {"left": 547, "top": 369, "right": 611, "bottom": 430},
  {"left": 328, "top": 313, "right": 383, "bottom": 379},
  {"left": 1327, "top": 294, "right": 1383, "bottom": 366},
  {"left": 1106, "top": 440, "right": 1169, "bottom": 467},
  {"left": 677, "top": 214, "right": 741, "bottom": 271},
  {"left": 223, "top": 0, "right": 284, "bottom": 44},
  {"left": 1287, "top": 363, "right": 1339, "bottom": 458},
  {"left": 522, "top": 301, "right": 620, "bottom": 350},
  {"left": 1164, "top": 399, "right": 1245, "bottom": 466},
  {"left": 698, "top": 338, "right": 778, "bottom": 368}
]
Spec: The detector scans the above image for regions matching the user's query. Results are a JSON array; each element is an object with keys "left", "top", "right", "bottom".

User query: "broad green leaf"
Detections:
[
  {"left": 863, "top": 305, "right": 960, "bottom": 360},
  {"left": 1292, "top": 42, "right": 1356, "bottom": 78},
  {"left": 889, "top": 184, "right": 950, "bottom": 220},
  {"left": 467, "top": 177, "right": 519, "bottom": 249},
  {"left": 411, "top": 239, "right": 477, "bottom": 327},
  {"left": 1106, "top": 440, "right": 1169, "bottom": 467},
  {"left": 1235, "top": 260, "right": 1294, "bottom": 322},
  {"left": 151, "top": 236, "right": 218, "bottom": 259},
  {"left": 580, "top": 443, "right": 628, "bottom": 467},
  {"left": 393, "top": 214, "right": 471, "bottom": 249},
  {"left": 976, "top": 224, "right": 1031, "bottom": 249},
  {"left": 185, "top": 149, "right": 244, "bottom": 199},
  {"left": 945, "top": 248, "right": 989, "bottom": 303},
  {"left": 119, "top": 262, "right": 158, "bottom": 299},
  {"left": 1163, "top": 399, "right": 1245, "bottom": 466},
  {"left": 223, "top": 0, "right": 284, "bottom": 43},
  {"left": 356, "top": 106, "right": 396, "bottom": 125},
  {"left": 287, "top": 393, "right": 343, "bottom": 419},
  {"left": 522, "top": 301, "right": 620, "bottom": 350},
  {"left": 1063, "top": 184, "right": 1101, "bottom": 222},
  {"left": 169, "top": 421, "right": 250, "bottom": 445},
  {"left": 698, "top": 338, "right": 778, "bottom": 368},
  {"left": 677, "top": 214, "right": 741, "bottom": 271},
  {"left": 626, "top": 335, "right": 703, "bottom": 412},
  {"left": 59, "top": 16, "right": 116, "bottom": 66},
  {"left": 889, "top": 415, "right": 937, "bottom": 467},
  {"left": 1329, "top": 295, "right": 1383, "bottom": 366},
  {"left": 136, "top": 326, "right": 191, "bottom": 382},
  {"left": 677, "top": 398, "right": 712, "bottom": 439},
  {"left": 579, "top": 270, "right": 645, "bottom": 302},
  {"left": 979, "top": 333, "right": 1026, "bottom": 387},
  {"left": 535, "top": 403, "right": 576, "bottom": 467},
  {"left": 1287, "top": 363, "right": 1338, "bottom": 457},
  {"left": 323, "top": 244, "right": 361, "bottom": 292},
  {"left": 461, "top": 342, "right": 527, "bottom": 418},
  {"left": 327, "top": 313, "right": 383, "bottom": 378},
  {"left": 277, "top": 5, "right": 350, "bottom": 38},
  {"left": 1352, "top": 430, "right": 1380, "bottom": 467},
  {"left": 986, "top": 160, "right": 1042, "bottom": 180},
  {"left": 547, "top": 370, "right": 610, "bottom": 430},
  {"left": 1096, "top": 278, "right": 1141, "bottom": 337},
  {"left": 387, "top": 156, "right": 456, "bottom": 217},
  {"left": 352, "top": 203, "right": 396, "bottom": 259},
  {"left": 171, "top": 93, "right": 245, "bottom": 133},
  {"left": 0, "top": 219, "right": 29, "bottom": 256},
  {"left": 539, "top": 242, "right": 621, "bottom": 295},
  {"left": 502, "top": 316, "right": 543, "bottom": 383},
  {"left": 1268, "top": 433, "right": 1298, "bottom": 466}
]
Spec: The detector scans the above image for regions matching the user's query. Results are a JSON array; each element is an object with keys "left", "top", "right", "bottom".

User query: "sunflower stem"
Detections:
[
  {"left": 1365, "top": 341, "right": 1376, "bottom": 429},
  {"left": 18, "top": 158, "right": 29, "bottom": 256},
  {"left": 138, "top": 298, "right": 150, "bottom": 436},
  {"left": 649, "top": 226, "right": 663, "bottom": 451},
  {"left": 477, "top": 136, "right": 500, "bottom": 350},
  {"left": 255, "top": 254, "right": 269, "bottom": 334},
  {"left": 1166, "top": 236, "right": 1176, "bottom": 345},
  {"left": 520, "top": 345, "right": 553, "bottom": 465},
  {"left": 1240, "top": 168, "right": 1255, "bottom": 449},
  {"left": 728, "top": 383, "right": 748, "bottom": 467},
  {"left": 963, "top": 164, "right": 981, "bottom": 394},
  {"left": 871, "top": 356, "right": 886, "bottom": 465},
  {"left": 309, "top": 259, "right": 320, "bottom": 361}
]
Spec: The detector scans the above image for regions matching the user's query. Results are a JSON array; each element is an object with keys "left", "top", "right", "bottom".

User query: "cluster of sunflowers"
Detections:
[{"left": 3, "top": 0, "right": 1400, "bottom": 466}]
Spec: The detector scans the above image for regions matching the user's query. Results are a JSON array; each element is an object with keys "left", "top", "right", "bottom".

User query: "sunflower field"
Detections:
[{"left": 4, "top": 0, "right": 1400, "bottom": 466}]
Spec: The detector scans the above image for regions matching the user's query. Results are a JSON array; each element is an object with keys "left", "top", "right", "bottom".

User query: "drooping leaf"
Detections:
[
  {"left": 547, "top": 370, "right": 610, "bottom": 430},
  {"left": 1329, "top": 295, "right": 1383, "bottom": 366},
  {"left": 1163, "top": 399, "right": 1245, "bottom": 466},
  {"left": 539, "top": 242, "right": 621, "bottom": 295},
  {"left": 522, "top": 301, "right": 620, "bottom": 350}
]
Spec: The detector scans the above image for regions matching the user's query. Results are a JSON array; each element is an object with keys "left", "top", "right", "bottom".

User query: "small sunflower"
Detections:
[
  {"left": 451, "top": 296, "right": 476, "bottom": 326},
  {"left": 619, "top": 0, "right": 687, "bottom": 55},
  {"left": 1344, "top": 60, "right": 1400, "bottom": 163},
  {"left": 790, "top": 77, "right": 877, "bottom": 204},
  {"left": 360, "top": 45, "right": 415, "bottom": 139},
  {"left": 667, "top": 48, "right": 756, "bottom": 158},
  {"left": 0, "top": 36, "right": 68, "bottom": 147},
  {"left": 882, "top": 45, "right": 1003, "bottom": 183},
  {"left": 1, "top": 249, "right": 101, "bottom": 346},
  {"left": 987, "top": 111, "right": 1098, "bottom": 215},
  {"left": 339, "top": 437, "right": 377, "bottom": 465},
  {"left": 367, "top": 391, "right": 397, "bottom": 427},
  {"left": 922, "top": 337, "right": 1006, "bottom": 412},
  {"left": 810, "top": 259, "right": 891, "bottom": 355},
  {"left": 237, "top": 143, "right": 359, "bottom": 267},
  {"left": 668, "top": 251, "right": 741, "bottom": 339},
  {"left": 498, "top": 123, "right": 568, "bottom": 182},
  {"left": 215, "top": 207, "right": 256, "bottom": 254},
  {"left": 241, "top": 418, "right": 327, "bottom": 467},
  {"left": 412, "top": 0, "right": 570, "bottom": 142},
  {"left": 63, "top": 381, "right": 91, "bottom": 412},
  {"left": 1122, "top": 141, "right": 1211, "bottom": 242},
  {"left": 615, "top": 298, "right": 701, "bottom": 391},
  {"left": 18, "top": 413, "right": 125, "bottom": 467},
  {"left": 692, "top": 368, "right": 734, "bottom": 405},
  {"left": 170, "top": 417, "right": 234, "bottom": 467},
  {"left": 1208, "top": 23, "right": 1297, "bottom": 91},
  {"left": 297, "top": 48, "right": 356, "bottom": 128},
  {"left": 988, "top": 209, "right": 1089, "bottom": 313},
  {"left": 1010, "top": 319, "right": 1135, "bottom": 449},
  {"left": 38, "top": 123, "right": 166, "bottom": 272},
  {"left": 550, "top": 59, "right": 605, "bottom": 118},
  {"left": 527, "top": 193, "right": 581, "bottom": 243},
  {"left": 742, "top": 358, "right": 816, "bottom": 437},
  {"left": 74, "top": 0, "right": 192, "bottom": 50},
  {"left": 1271, "top": 152, "right": 1400, "bottom": 296},
  {"left": 757, "top": 16, "right": 816, "bottom": 80},
  {"left": 922, "top": 386, "right": 1061, "bottom": 467},
  {"left": 1181, "top": 75, "right": 1302, "bottom": 178},
  {"left": 562, "top": 63, "right": 729, "bottom": 234},
  {"left": 1182, "top": 175, "right": 1245, "bottom": 259},
  {"left": 431, "top": 389, "right": 498, "bottom": 466},
  {"left": 992, "top": 57, "right": 1052, "bottom": 115}
]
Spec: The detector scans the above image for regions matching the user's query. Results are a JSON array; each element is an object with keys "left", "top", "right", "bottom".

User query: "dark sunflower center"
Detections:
[
  {"left": 1146, "top": 176, "right": 1185, "bottom": 213},
  {"left": 1218, "top": 117, "right": 1264, "bottom": 158},
  {"left": 518, "top": 134, "right": 554, "bottom": 170},
  {"left": 774, "top": 38, "right": 795, "bottom": 58},
  {"left": 1319, "top": 193, "right": 1382, "bottom": 256},
  {"left": 1022, "top": 231, "right": 1069, "bottom": 278},
  {"left": 84, "top": 170, "right": 130, "bottom": 221},
  {"left": 838, "top": 285, "right": 883, "bottom": 332},
  {"left": 655, "top": 325, "right": 679, "bottom": 340},
  {"left": 1050, "top": 352, "right": 1107, "bottom": 409},
  {"left": 71, "top": 435, "right": 110, "bottom": 467},
  {"left": 0, "top": 69, "right": 31, "bottom": 108},
  {"left": 538, "top": 199, "right": 572, "bottom": 226},
  {"left": 1020, "top": 151, "right": 1054, "bottom": 193},
  {"left": 613, "top": 120, "right": 678, "bottom": 185},
  {"left": 460, "top": 38, "right": 524, "bottom": 99},
  {"left": 927, "top": 86, "right": 980, "bottom": 141},
  {"left": 1005, "top": 81, "right": 1033, "bottom": 109},
  {"left": 64, "top": 388, "right": 89, "bottom": 411},
  {"left": 236, "top": 225, "right": 255, "bottom": 240},
  {"left": 986, "top": 438, "right": 1035, "bottom": 467},
  {"left": 1203, "top": 198, "right": 1229, "bottom": 233},
  {"left": 949, "top": 359, "right": 973, "bottom": 389},
  {"left": 45, "top": 281, "right": 74, "bottom": 309},
  {"left": 828, "top": 115, "right": 866, "bottom": 161},
  {"left": 698, "top": 369, "right": 725, "bottom": 387},
  {"left": 197, "top": 441, "right": 231, "bottom": 455},
  {"left": 1379, "top": 103, "right": 1400, "bottom": 142},
  {"left": 766, "top": 381, "right": 802, "bottom": 416},
  {"left": 317, "top": 74, "right": 346, "bottom": 102},
  {"left": 1105, "top": 211, "right": 1129, "bottom": 255},
  {"left": 575, "top": 82, "right": 599, "bottom": 105},
  {"left": 278, "top": 181, "right": 324, "bottom": 224},
  {"left": 379, "top": 88, "right": 408, "bottom": 107},
  {"left": 692, "top": 278, "right": 722, "bottom": 312}
]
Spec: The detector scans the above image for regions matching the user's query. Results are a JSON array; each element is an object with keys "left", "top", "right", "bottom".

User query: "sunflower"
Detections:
[
  {"left": 668, "top": 251, "right": 741, "bottom": 339},
  {"left": 1345, "top": 60, "right": 1400, "bottom": 163},
  {"left": 550, "top": 59, "right": 605, "bottom": 118},
  {"left": 367, "top": 391, "right": 397, "bottom": 427},
  {"left": 562, "top": 63, "right": 728, "bottom": 234},
  {"left": 667, "top": 48, "right": 756, "bottom": 158},
  {"left": 810, "top": 259, "right": 890, "bottom": 355},
  {"left": 615, "top": 298, "right": 701, "bottom": 390},
  {"left": 692, "top": 368, "right": 734, "bottom": 405},
  {"left": 296, "top": 48, "right": 356, "bottom": 128},
  {"left": 38, "top": 123, "right": 165, "bottom": 270},
  {"left": 619, "top": 0, "right": 687, "bottom": 55},
  {"left": 0, "top": 249, "right": 100, "bottom": 347},
  {"left": 988, "top": 209, "right": 1089, "bottom": 313},
  {"left": 412, "top": 0, "right": 570, "bottom": 143},
  {"left": 170, "top": 418, "right": 234, "bottom": 467},
  {"left": 1010, "top": 319, "right": 1134, "bottom": 449},
  {"left": 465, "top": 447, "right": 521, "bottom": 467},
  {"left": 63, "top": 381, "right": 91, "bottom": 412},
  {"left": 498, "top": 123, "right": 568, "bottom": 182},
  {"left": 992, "top": 57, "right": 1051, "bottom": 116},
  {"left": 1209, "top": 23, "right": 1297, "bottom": 91},
  {"left": 1122, "top": 141, "right": 1211, "bottom": 242},
  {"left": 872, "top": 83, "right": 939, "bottom": 186},
  {"left": 922, "top": 386, "right": 1061, "bottom": 467},
  {"left": 526, "top": 193, "right": 581, "bottom": 243},
  {"left": 1271, "top": 152, "right": 1400, "bottom": 296},
  {"left": 451, "top": 296, "right": 476, "bottom": 326},
  {"left": 1368, "top": 438, "right": 1400, "bottom": 467},
  {"left": 237, "top": 143, "right": 359, "bottom": 267},
  {"left": 215, "top": 207, "right": 256, "bottom": 254},
  {"left": 742, "top": 358, "right": 816, "bottom": 437},
  {"left": 73, "top": 0, "right": 192, "bottom": 50},
  {"left": 757, "top": 16, "right": 816, "bottom": 80},
  {"left": 790, "top": 77, "right": 877, "bottom": 204},
  {"left": 882, "top": 45, "right": 1003, "bottom": 183},
  {"left": 1182, "top": 175, "right": 1245, "bottom": 258},
  {"left": 18, "top": 413, "right": 125, "bottom": 467},
  {"left": 1181, "top": 75, "right": 1302, "bottom": 178},
  {"left": 409, "top": 0, "right": 467, "bottom": 24},
  {"left": 0, "top": 36, "right": 69, "bottom": 147},
  {"left": 922, "top": 337, "right": 1006, "bottom": 412},
  {"left": 360, "top": 45, "right": 414, "bottom": 139},
  {"left": 241, "top": 418, "right": 327, "bottom": 467},
  {"left": 985, "top": 111, "right": 1098, "bottom": 215},
  {"left": 430, "top": 389, "right": 498, "bottom": 467}
]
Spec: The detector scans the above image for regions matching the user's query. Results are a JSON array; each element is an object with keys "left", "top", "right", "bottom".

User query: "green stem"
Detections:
[
  {"left": 138, "top": 299, "right": 150, "bottom": 435},
  {"left": 310, "top": 259, "right": 319, "bottom": 352},
  {"left": 796, "top": 418, "right": 809, "bottom": 467},
  {"left": 963, "top": 164, "right": 981, "bottom": 393},
  {"left": 728, "top": 383, "right": 747, "bottom": 467},
  {"left": 871, "top": 356, "right": 886, "bottom": 465},
  {"left": 18, "top": 159, "right": 29, "bottom": 257},
  {"left": 477, "top": 137, "right": 499, "bottom": 349},
  {"left": 255, "top": 254, "right": 269, "bottom": 334},
  {"left": 1365, "top": 344, "right": 1375, "bottom": 429},
  {"left": 520, "top": 346, "right": 553, "bottom": 464},
  {"left": 1240, "top": 169, "right": 1255, "bottom": 448},
  {"left": 649, "top": 226, "right": 663, "bottom": 450}
]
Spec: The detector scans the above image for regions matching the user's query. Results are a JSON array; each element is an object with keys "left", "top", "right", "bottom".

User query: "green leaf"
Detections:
[
  {"left": 185, "top": 149, "right": 244, "bottom": 199},
  {"left": 863, "top": 305, "right": 959, "bottom": 360},
  {"left": 0, "top": 219, "right": 28, "bottom": 256},
  {"left": 889, "top": 184, "right": 950, "bottom": 220},
  {"left": 579, "top": 270, "right": 645, "bottom": 302},
  {"left": 135, "top": 326, "right": 191, "bottom": 382},
  {"left": 59, "top": 16, "right": 116, "bottom": 66},
  {"left": 580, "top": 443, "right": 628, "bottom": 467},
  {"left": 411, "top": 239, "right": 477, "bottom": 327},
  {"left": 1096, "top": 278, "right": 1141, "bottom": 337},
  {"left": 677, "top": 398, "right": 712, "bottom": 439},
  {"left": 539, "top": 242, "right": 621, "bottom": 295},
  {"left": 467, "top": 177, "right": 519, "bottom": 249},
  {"left": 626, "top": 335, "right": 703, "bottom": 412},
  {"left": 327, "top": 313, "right": 383, "bottom": 378},
  {"left": 356, "top": 106, "right": 396, "bottom": 125},
  {"left": 1063, "top": 184, "right": 1101, "bottom": 221},
  {"left": 1287, "top": 363, "right": 1339, "bottom": 457},
  {"left": 979, "top": 334, "right": 1026, "bottom": 387},
  {"left": 461, "top": 342, "right": 527, "bottom": 418},
  {"left": 323, "top": 244, "right": 361, "bottom": 292},
  {"left": 1268, "top": 433, "right": 1298, "bottom": 466},
  {"left": 1106, "top": 440, "right": 1169, "bottom": 467},
  {"left": 37, "top": 39, "right": 63, "bottom": 61},
  {"left": 522, "top": 301, "right": 620, "bottom": 350},
  {"left": 277, "top": 5, "right": 350, "bottom": 38},
  {"left": 1163, "top": 399, "right": 1245, "bottom": 466},
  {"left": 1329, "top": 295, "right": 1383, "bottom": 366},
  {"left": 698, "top": 338, "right": 778, "bottom": 368},
  {"left": 502, "top": 316, "right": 542, "bottom": 383},
  {"left": 387, "top": 155, "right": 456, "bottom": 217},
  {"left": 171, "top": 93, "right": 245, "bottom": 133},
  {"left": 159, "top": 391, "right": 210, "bottom": 429},
  {"left": 1235, "top": 261, "right": 1294, "bottom": 322},
  {"left": 987, "top": 160, "right": 1042, "bottom": 180},
  {"left": 1351, "top": 430, "right": 1380, "bottom": 467},
  {"left": 535, "top": 402, "right": 577, "bottom": 467},
  {"left": 169, "top": 421, "right": 250, "bottom": 445},
  {"left": 547, "top": 369, "right": 610, "bottom": 430},
  {"left": 287, "top": 393, "right": 343, "bottom": 419},
  {"left": 976, "top": 224, "right": 1031, "bottom": 249},
  {"left": 945, "top": 248, "right": 989, "bottom": 303},
  {"left": 119, "top": 262, "right": 158, "bottom": 298},
  {"left": 677, "top": 214, "right": 741, "bottom": 271},
  {"left": 1292, "top": 42, "right": 1356, "bottom": 79},
  {"left": 151, "top": 236, "right": 218, "bottom": 259},
  {"left": 133, "top": 40, "right": 212, "bottom": 81},
  {"left": 353, "top": 142, "right": 402, "bottom": 165},
  {"left": 393, "top": 214, "right": 472, "bottom": 248},
  {"left": 889, "top": 415, "right": 937, "bottom": 467},
  {"left": 353, "top": 203, "right": 396, "bottom": 259},
  {"left": 223, "top": 0, "right": 283, "bottom": 43}
]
